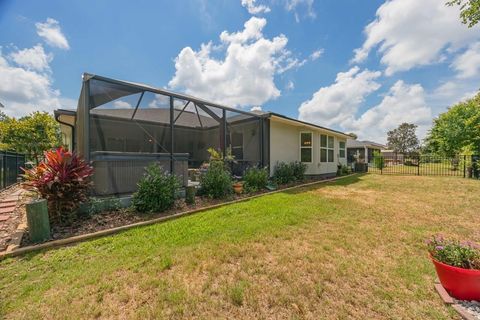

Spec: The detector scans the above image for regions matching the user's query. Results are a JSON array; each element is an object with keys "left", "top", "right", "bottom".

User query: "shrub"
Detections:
[
  {"left": 273, "top": 162, "right": 294, "bottom": 184},
  {"left": 337, "top": 164, "right": 350, "bottom": 176},
  {"left": 426, "top": 235, "right": 480, "bottom": 270},
  {"left": 22, "top": 147, "right": 93, "bottom": 224},
  {"left": 132, "top": 164, "right": 179, "bottom": 213},
  {"left": 243, "top": 167, "right": 269, "bottom": 193},
  {"left": 291, "top": 161, "right": 307, "bottom": 181},
  {"left": 200, "top": 161, "right": 233, "bottom": 198},
  {"left": 373, "top": 151, "right": 385, "bottom": 169},
  {"left": 273, "top": 161, "right": 306, "bottom": 185}
]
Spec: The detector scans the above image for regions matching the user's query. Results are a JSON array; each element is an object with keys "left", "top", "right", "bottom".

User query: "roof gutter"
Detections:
[
  {"left": 269, "top": 113, "right": 351, "bottom": 138},
  {"left": 54, "top": 110, "right": 76, "bottom": 151}
]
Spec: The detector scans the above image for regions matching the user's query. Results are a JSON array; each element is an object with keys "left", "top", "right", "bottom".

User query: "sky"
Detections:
[{"left": 0, "top": 0, "right": 479, "bottom": 143}]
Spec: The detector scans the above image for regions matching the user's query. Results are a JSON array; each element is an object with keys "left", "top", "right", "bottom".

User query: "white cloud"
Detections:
[
  {"left": 0, "top": 47, "right": 62, "bottom": 117},
  {"left": 169, "top": 17, "right": 301, "bottom": 107},
  {"left": 298, "top": 66, "right": 381, "bottom": 127},
  {"left": 285, "top": 80, "right": 295, "bottom": 90},
  {"left": 113, "top": 100, "right": 133, "bottom": 109},
  {"left": 352, "top": 0, "right": 480, "bottom": 75},
  {"left": 428, "top": 80, "right": 478, "bottom": 111},
  {"left": 219, "top": 17, "right": 266, "bottom": 43},
  {"left": 9, "top": 44, "right": 52, "bottom": 72},
  {"left": 309, "top": 48, "right": 324, "bottom": 61},
  {"left": 35, "top": 18, "right": 70, "bottom": 50},
  {"left": 348, "top": 81, "right": 432, "bottom": 142},
  {"left": 250, "top": 106, "right": 262, "bottom": 111},
  {"left": 451, "top": 42, "right": 480, "bottom": 79},
  {"left": 241, "top": 0, "right": 271, "bottom": 14},
  {"left": 285, "top": 0, "right": 316, "bottom": 22}
]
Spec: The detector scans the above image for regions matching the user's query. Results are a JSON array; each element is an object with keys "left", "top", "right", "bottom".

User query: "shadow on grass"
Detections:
[{"left": 284, "top": 173, "right": 366, "bottom": 195}]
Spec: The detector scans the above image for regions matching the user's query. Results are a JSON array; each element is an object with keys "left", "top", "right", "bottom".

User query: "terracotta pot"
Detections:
[
  {"left": 233, "top": 183, "right": 243, "bottom": 194},
  {"left": 431, "top": 255, "right": 480, "bottom": 301}
]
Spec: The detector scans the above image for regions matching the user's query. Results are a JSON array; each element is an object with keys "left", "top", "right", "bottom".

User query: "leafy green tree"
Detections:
[
  {"left": 426, "top": 93, "right": 480, "bottom": 156},
  {"left": 347, "top": 132, "right": 358, "bottom": 140},
  {"left": 387, "top": 123, "right": 420, "bottom": 154},
  {"left": 0, "top": 110, "right": 8, "bottom": 122},
  {"left": 447, "top": 0, "right": 480, "bottom": 27},
  {"left": 0, "top": 112, "right": 62, "bottom": 163}
]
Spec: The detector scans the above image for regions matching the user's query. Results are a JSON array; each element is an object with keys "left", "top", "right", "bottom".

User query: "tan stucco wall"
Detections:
[{"left": 269, "top": 118, "right": 347, "bottom": 176}]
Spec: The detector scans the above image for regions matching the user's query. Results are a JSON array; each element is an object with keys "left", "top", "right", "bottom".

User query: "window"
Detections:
[
  {"left": 300, "top": 132, "right": 312, "bottom": 163},
  {"left": 339, "top": 141, "right": 346, "bottom": 158},
  {"left": 320, "top": 134, "right": 335, "bottom": 162}
]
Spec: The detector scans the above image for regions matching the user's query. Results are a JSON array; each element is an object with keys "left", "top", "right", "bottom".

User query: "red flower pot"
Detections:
[{"left": 431, "top": 256, "right": 480, "bottom": 301}]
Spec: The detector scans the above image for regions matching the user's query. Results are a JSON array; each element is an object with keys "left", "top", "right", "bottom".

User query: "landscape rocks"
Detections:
[{"left": 456, "top": 300, "right": 480, "bottom": 320}]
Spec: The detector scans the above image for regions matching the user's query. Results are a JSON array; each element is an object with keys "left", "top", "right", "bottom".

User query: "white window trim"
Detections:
[
  {"left": 339, "top": 140, "right": 346, "bottom": 158},
  {"left": 299, "top": 131, "right": 313, "bottom": 163},
  {"left": 320, "top": 134, "right": 335, "bottom": 163}
]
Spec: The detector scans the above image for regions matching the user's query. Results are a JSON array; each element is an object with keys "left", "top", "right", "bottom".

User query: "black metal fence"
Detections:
[
  {"left": 361, "top": 154, "right": 479, "bottom": 178},
  {"left": 0, "top": 151, "right": 26, "bottom": 190}
]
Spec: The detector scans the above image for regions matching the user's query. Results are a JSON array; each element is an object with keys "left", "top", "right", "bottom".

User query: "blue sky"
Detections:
[{"left": 0, "top": 0, "right": 479, "bottom": 142}]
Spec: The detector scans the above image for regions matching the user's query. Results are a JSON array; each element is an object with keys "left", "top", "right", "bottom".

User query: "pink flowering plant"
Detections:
[{"left": 426, "top": 235, "right": 480, "bottom": 270}]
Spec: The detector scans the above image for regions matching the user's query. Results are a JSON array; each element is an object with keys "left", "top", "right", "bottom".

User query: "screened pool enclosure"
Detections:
[{"left": 74, "top": 74, "right": 268, "bottom": 195}]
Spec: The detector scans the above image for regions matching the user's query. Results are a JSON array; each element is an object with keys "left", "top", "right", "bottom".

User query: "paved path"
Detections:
[{"left": 0, "top": 188, "right": 25, "bottom": 251}]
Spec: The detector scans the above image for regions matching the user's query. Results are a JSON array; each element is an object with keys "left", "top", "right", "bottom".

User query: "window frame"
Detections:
[
  {"left": 299, "top": 131, "right": 313, "bottom": 163},
  {"left": 320, "top": 134, "right": 335, "bottom": 163},
  {"left": 339, "top": 140, "right": 346, "bottom": 158}
]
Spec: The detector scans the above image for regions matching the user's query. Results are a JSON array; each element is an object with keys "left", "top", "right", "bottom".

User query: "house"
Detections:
[
  {"left": 346, "top": 139, "right": 385, "bottom": 164},
  {"left": 55, "top": 73, "right": 350, "bottom": 195}
]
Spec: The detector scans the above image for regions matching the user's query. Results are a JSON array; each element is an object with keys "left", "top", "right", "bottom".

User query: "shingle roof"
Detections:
[{"left": 346, "top": 139, "right": 385, "bottom": 149}]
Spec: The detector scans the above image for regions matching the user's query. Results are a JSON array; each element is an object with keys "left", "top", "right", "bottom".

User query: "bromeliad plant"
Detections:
[
  {"left": 426, "top": 235, "right": 480, "bottom": 270},
  {"left": 22, "top": 147, "right": 93, "bottom": 224}
]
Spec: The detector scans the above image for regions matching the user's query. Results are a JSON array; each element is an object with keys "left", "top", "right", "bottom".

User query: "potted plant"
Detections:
[
  {"left": 232, "top": 181, "right": 243, "bottom": 194},
  {"left": 426, "top": 235, "right": 480, "bottom": 300}
]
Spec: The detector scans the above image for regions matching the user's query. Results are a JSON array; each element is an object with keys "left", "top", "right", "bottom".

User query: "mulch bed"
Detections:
[{"left": 20, "top": 176, "right": 334, "bottom": 247}]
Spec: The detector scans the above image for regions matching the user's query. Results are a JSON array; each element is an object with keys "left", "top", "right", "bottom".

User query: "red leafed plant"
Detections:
[{"left": 22, "top": 147, "right": 93, "bottom": 224}]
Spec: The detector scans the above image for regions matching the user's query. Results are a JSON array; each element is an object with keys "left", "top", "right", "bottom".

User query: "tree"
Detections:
[
  {"left": 387, "top": 123, "right": 420, "bottom": 154},
  {"left": 447, "top": 0, "right": 480, "bottom": 27},
  {"left": 0, "top": 112, "right": 62, "bottom": 163},
  {"left": 0, "top": 110, "right": 8, "bottom": 122},
  {"left": 347, "top": 132, "right": 358, "bottom": 140},
  {"left": 425, "top": 92, "right": 480, "bottom": 156}
]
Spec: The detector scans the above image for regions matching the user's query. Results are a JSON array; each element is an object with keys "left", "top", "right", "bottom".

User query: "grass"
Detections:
[{"left": 1, "top": 174, "right": 479, "bottom": 319}]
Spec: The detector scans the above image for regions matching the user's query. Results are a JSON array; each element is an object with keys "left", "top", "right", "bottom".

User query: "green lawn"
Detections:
[{"left": 1, "top": 174, "right": 479, "bottom": 319}]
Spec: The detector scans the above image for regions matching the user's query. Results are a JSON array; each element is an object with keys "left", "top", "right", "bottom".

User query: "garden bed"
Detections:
[{"left": 20, "top": 175, "right": 337, "bottom": 248}]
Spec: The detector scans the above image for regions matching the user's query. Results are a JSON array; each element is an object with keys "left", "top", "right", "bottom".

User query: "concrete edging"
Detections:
[{"left": 0, "top": 174, "right": 357, "bottom": 260}]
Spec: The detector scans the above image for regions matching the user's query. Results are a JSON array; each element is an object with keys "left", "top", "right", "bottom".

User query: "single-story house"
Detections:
[
  {"left": 55, "top": 73, "right": 350, "bottom": 195},
  {"left": 346, "top": 139, "right": 385, "bottom": 164}
]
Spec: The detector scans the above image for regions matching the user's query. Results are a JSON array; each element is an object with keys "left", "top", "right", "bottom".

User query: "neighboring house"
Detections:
[
  {"left": 346, "top": 139, "right": 385, "bottom": 164},
  {"left": 55, "top": 73, "right": 349, "bottom": 195},
  {"left": 380, "top": 149, "right": 405, "bottom": 165}
]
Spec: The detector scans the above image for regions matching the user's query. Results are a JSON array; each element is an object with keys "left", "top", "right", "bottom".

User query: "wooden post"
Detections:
[
  {"left": 185, "top": 186, "right": 196, "bottom": 204},
  {"left": 185, "top": 185, "right": 196, "bottom": 205},
  {"left": 26, "top": 199, "right": 51, "bottom": 243}
]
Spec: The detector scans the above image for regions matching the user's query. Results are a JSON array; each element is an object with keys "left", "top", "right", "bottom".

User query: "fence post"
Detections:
[
  {"left": 2, "top": 151, "right": 5, "bottom": 189},
  {"left": 417, "top": 155, "right": 420, "bottom": 176},
  {"left": 463, "top": 155, "right": 466, "bottom": 178}
]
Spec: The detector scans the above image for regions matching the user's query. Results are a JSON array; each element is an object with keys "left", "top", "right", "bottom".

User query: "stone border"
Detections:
[
  {"left": 434, "top": 280, "right": 478, "bottom": 320},
  {"left": 0, "top": 174, "right": 357, "bottom": 260}
]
